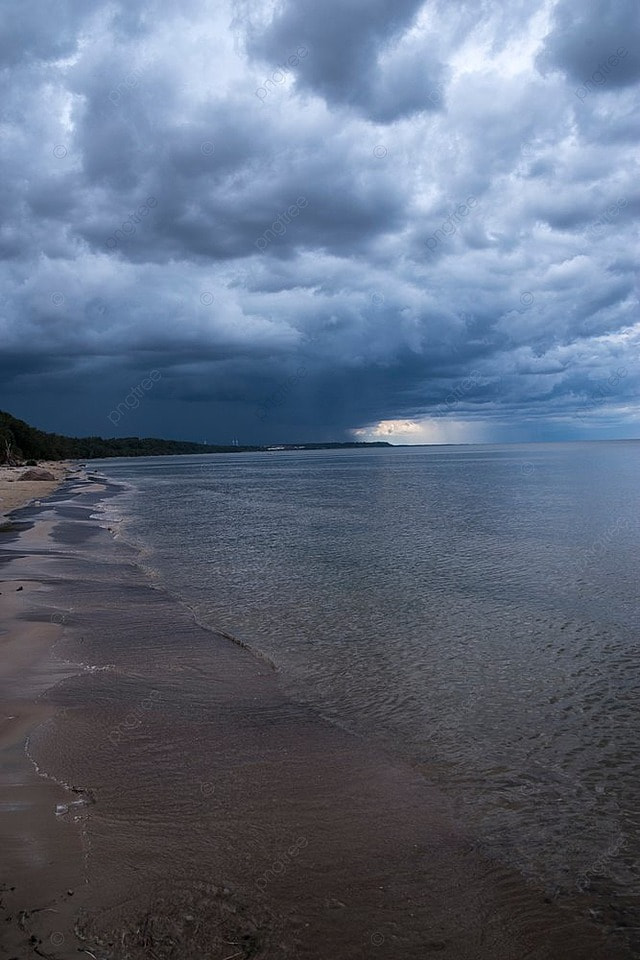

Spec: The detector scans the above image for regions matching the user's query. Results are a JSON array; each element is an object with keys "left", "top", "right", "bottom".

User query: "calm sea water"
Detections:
[{"left": 94, "top": 443, "right": 640, "bottom": 918}]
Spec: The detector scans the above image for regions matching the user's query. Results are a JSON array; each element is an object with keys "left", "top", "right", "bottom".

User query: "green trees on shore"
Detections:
[{"left": 0, "top": 410, "right": 390, "bottom": 462}]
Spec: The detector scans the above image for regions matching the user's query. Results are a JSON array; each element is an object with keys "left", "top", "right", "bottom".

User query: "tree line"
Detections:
[{"left": 0, "top": 410, "right": 390, "bottom": 462}]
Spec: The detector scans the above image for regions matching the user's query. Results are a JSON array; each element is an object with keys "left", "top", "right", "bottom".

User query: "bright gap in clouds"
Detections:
[{"left": 352, "top": 419, "right": 484, "bottom": 445}]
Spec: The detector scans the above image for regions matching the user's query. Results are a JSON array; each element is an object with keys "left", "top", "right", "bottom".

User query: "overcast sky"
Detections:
[{"left": 1, "top": 0, "right": 638, "bottom": 444}]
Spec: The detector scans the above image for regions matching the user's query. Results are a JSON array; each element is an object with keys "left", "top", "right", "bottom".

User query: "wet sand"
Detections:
[
  {"left": 0, "top": 477, "right": 633, "bottom": 960},
  {"left": 0, "top": 524, "right": 87, "bottom": 960}
]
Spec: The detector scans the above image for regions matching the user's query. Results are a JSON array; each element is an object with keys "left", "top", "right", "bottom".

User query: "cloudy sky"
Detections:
[{"left": 1, "top": 0, "right": 638, "bottom": 444}]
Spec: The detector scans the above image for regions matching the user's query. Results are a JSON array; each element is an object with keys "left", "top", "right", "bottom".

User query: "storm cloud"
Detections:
[{"left": 0, "top": 0, "right": 638, "bottom": 444}]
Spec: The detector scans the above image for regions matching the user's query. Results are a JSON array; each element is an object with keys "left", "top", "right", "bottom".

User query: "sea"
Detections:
[{"left": 88, "top": 441, "right": 640, "bottom": 932}]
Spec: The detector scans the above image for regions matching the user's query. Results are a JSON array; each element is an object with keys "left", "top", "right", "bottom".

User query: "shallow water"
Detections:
[
  {"left": 93, "top": 442, "right": 640, "bottom": 936},
  {"left": 4, "top": 479, "right": 609, "bottom": 960}
]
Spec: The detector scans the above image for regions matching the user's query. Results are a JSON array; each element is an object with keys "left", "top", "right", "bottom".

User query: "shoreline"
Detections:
[
  {"left": 0, "top": 476, "right": 633, "bottom": 959},
  {"left": 0, "top": 485, "right": 89, "bottom": 960}
]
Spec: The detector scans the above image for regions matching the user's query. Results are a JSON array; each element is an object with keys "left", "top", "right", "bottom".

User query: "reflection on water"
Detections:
[{"left": 97, "top": 443, "right": 640, "bottom": 929}]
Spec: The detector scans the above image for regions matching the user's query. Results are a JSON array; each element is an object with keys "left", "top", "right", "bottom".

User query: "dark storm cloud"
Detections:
[
  {"left": 0, "top": 0, "right": 638, "bottom": 444},
  {"left": 538, "top": 0, "right": 640, "bottom": 90},
  {"left": 244, "top": 0, "right": 444, "bottom": 121},
  {"left": 0, "top": 0, "right": 90, "bottom": 67}
]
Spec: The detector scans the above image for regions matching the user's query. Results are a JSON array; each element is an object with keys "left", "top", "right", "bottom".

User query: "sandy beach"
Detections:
[
  {"left": 0, "top": 504, "right": 87, "bottom": 960},
  {"left": 0, "top": 462, "right": 73, "bottom": 521},
  {"left": 0, "top": 475, "right": 634, "bottom": 960}
]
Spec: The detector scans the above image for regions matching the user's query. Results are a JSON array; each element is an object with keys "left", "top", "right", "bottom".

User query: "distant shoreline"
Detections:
[{"left": 3, "top": 409, "right": 640, "bottom": 465}]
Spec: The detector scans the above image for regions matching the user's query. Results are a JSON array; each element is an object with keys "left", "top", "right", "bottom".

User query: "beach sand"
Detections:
[
  {"left": 0, "top": 522, "right": 87, "bottom": 960},
  {"left": 0, "top": 477, "right": 634, "bottom": 960},
  {"left": 0, "top": 462, "right": 74, "bottom": 521}
]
